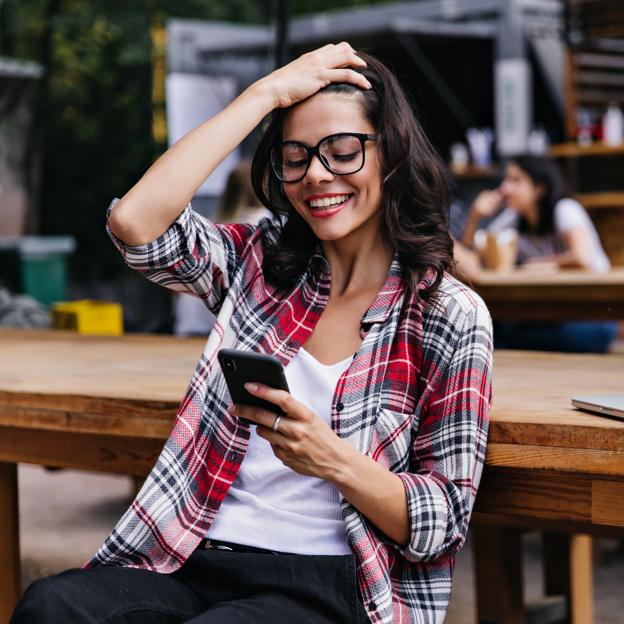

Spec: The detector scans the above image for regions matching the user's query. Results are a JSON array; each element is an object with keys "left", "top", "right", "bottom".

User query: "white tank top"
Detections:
[{"left": 206, "top": 347, "right": 354, "bottom": 554}]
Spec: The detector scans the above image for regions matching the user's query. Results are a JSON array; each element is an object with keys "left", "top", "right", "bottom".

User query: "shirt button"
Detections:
[
  {"left": 336, "top": 402, "right": 344, "bottom": 412},
  {"left": 368, "top": 601, "right": 377, "bottom": 611}
]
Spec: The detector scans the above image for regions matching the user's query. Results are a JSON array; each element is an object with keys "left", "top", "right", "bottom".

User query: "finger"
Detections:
[
  {"left": 228, "top": 403, "right": 279, "bottom": 428},
  {"left": 325, "top": 68, "right": 372, "bottom": 90},
  {"left": 270, "top": 442, "right": 291, "bottom": 465},
  {"left": 324, "top": 47, "right": 367, "bottom": 71},
  {"left": 315, "top": 42, "right": 365, "bottom": 69},
  {"left": 256, "top": 424, "right": 290, "bottom": 446},
  {"left": 333, "top": 41, "right": 358, "bottom": 56},
  {"left": 334, "top": 44, "right": 367, "bottom": 68},
  {"left": 335, "top": 41, "right": 354, "bottom": 52},
  {"left": 243, "top": 384, "right": 302, "bottom": 419},
  {"left": 305, "top": 43, "right": 340, "bottom": 66}
]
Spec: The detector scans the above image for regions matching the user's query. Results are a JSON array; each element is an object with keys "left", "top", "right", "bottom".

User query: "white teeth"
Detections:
[{"left": 308, "top": 194, "right": 351, "bottom": 209}]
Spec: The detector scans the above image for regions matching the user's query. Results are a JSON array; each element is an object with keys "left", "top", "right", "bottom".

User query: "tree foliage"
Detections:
[{"left": 0, "top": 0, "right": 390, "bottom": 278}]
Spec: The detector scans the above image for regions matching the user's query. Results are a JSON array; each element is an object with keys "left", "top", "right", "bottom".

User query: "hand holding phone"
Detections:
[{"left": 217, "top": 349, "right": 290, "bottom": 417}]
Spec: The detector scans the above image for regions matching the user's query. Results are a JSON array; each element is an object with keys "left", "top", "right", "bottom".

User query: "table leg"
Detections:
[
  {"left": 0, "top": 462, "right": 20, "bottom": 623},
  {"left": 473, "top": 525, "right": 525, "bottom": 624},
  {"left": 543, "top": 532, "right": 594, "bottom": 624},
  {"left": 570, "top": 535, "right": 594, "bottom": 624}
]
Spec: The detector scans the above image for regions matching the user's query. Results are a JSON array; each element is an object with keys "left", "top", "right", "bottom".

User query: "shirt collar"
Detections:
[{"left": 360, "top": 254, "right": 405, "bottom": 326}]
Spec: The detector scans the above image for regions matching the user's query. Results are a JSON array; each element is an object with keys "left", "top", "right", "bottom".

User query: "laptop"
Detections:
[{"left": 571, "top": 395, "right": 624, "bottom": 420}]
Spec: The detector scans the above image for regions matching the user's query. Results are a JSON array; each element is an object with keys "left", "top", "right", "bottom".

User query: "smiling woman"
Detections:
[
  {"left": 252, "top": 54, "right": 452, "bottom": 299},
  {"left": 11, "top": 44, "right": 493, "bottom": 624}
]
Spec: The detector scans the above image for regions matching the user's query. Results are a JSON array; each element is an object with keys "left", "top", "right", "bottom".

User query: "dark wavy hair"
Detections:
[
  {"left": 251, "top": 52, "right": 453, "bottom": 301},
  {"left": 508, "top": 155, "right": 568, "bottom": 235}
]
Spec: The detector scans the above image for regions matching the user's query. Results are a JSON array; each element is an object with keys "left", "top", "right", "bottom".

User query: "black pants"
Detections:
[{"left": 11, "top": 543, "right": 370, "bottom": 623}]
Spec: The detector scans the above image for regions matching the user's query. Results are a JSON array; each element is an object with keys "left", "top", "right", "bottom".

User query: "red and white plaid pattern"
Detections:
[{"left": 87, "top": 201, "right": 493, "bottom": 624}]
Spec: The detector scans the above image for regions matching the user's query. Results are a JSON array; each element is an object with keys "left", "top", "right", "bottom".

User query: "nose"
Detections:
[{"left": 303, "top": 154, "right": 334, "bottom": 185}]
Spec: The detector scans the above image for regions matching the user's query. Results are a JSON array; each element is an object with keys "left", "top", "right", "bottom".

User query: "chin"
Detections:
[{"left": 311, "top": 227, "right": 349, "bottom": 242}]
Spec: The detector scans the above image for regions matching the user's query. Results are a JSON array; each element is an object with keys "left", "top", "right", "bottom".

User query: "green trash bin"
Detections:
[{"left": 0, "top": 236, "right": 76, "bottom": 307}]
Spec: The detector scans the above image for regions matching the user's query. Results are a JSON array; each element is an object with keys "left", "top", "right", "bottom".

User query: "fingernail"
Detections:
[
  {"left": 245, "top": 383, "right": 258, "bottom": 392},
  {"left": 227, "top": 404, "right": 236, "bottom": 414}
]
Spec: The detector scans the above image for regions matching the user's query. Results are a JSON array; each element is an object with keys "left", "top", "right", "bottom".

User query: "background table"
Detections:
[
  {"left": 472, "top": 268, "right": 624, "bottom": 321},
  {"left": 1, "top": 330, "right": 623, "bottom": 623}
]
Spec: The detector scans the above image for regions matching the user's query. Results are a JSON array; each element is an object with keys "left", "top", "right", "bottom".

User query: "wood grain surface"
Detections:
[
  {"left": 550, "top": 141, "right": 624, "bottom": 157},
  {"left": 0, "top": 329, "right": 203, "bottom": 402},
  {"left": 476, "top": 269, "right": 624, "bottom": 286},
  {"left": 1, "top": 329, "right": 623, "bottom": 463},
  {"left": 472, "top": 269, "right": 624, "bottom": 320},
  {"left": 0, "top": 329, "right": 204, "bottom": 437}
]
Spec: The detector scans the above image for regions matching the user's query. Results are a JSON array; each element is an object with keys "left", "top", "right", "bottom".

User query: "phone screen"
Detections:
[{"left": 218, "top": 349, "right": 289, "bottom": 416}]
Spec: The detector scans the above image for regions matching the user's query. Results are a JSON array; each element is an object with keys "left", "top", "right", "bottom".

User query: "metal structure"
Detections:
[
  {"left": 0, "top": 56, "right": 44, "bottom": 236},
  {"left": 167, "top": 0, "right": 567, "bottom": 162}
]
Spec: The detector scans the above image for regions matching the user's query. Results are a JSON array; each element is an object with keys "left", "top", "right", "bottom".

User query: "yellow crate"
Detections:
[{"left": 52, "top": 300, "right": 124, "bottom": 336}]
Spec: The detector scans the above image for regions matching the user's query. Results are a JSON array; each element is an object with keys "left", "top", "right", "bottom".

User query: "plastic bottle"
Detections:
[
  {"left": 449, "top": 142, "right": 469, "bottom": 173},
  {"left": 602, "top": 102, "right": 624, "bottom": 146},
  {"left": 527, "top": 125, "right": 550, "bottom": 155},
  {"left": 576, "top": 108, "right": 593, "bottom": 146}
]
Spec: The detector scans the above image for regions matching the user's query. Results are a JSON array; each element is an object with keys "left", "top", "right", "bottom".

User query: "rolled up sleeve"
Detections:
[
  {"left": 106, "top": 199, "right": 257, "bottom": 311},
  {"left": 396, "top": 301, "right": 493, "bottom": 562}
]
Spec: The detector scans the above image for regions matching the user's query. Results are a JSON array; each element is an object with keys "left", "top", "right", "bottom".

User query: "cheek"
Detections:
[
  {"left": 521, "top": 185, "right": 535, "bottom": 201},
  {"left": 359, "top": 161, "right": 383, "bottom": 202},
  {"left": 508, "top": 183, "right": 520, "bottom": 198},
  {"left": 356, "top": 179, "right": 382, "bottom": 214}
]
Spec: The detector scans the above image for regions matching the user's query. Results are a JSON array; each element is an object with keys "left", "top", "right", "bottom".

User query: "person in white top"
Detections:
[
  {"left": 462, "top": 155, "right": 610, "bottom": 272},
  {"left": 462, "top": 155, "right": 618, "bottom": 353}
]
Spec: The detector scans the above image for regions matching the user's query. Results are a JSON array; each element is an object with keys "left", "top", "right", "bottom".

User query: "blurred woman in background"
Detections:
[
  {"left": 217, "top": 160, "right": 272, "bottom": 225},
  {"left": 462, "top": 155, "right": 618, "bottom": 353},
  {"left": 463, "top": 155, "right": 610, "bottom": 271}
]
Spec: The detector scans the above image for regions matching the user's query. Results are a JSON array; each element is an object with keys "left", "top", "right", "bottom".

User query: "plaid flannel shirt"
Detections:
[{"left": 88, "top": 201, "right": 493, "bottom": 624}]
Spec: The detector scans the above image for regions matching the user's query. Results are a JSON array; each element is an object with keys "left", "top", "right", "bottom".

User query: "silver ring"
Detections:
[{"left": 272, "top": 415, "right": 281, "bottom": 432}]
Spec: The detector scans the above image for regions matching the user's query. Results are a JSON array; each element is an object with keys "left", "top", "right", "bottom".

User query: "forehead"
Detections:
[
  {"left": 506, "top": 163, "right": 529, "bottom": 180},
  {"left": 282, "top": 92, "right": 372, "bottom": 143}
]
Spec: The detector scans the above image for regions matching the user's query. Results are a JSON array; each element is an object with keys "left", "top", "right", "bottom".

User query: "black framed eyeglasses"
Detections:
[{"left": 270, "top": 132, "right": 378, "bottom": 183}]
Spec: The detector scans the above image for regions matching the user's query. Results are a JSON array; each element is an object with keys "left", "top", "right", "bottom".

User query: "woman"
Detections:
[
  {"left": 12, "top": 44, "right": 492, "bottom": 624},
  {"left": 217, "top": 159, "right": 273, "bottom": 225},
  {"left": 463, "top": 155, "right": 611, "bottom": 271},
  {"left": 463, "top": 155, "right": 617, "bottom": 352}
]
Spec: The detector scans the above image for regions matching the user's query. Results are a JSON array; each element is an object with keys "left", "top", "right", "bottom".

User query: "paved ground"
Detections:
[{"left": 18, "top": 464, "right": 624, "bottom": 623}]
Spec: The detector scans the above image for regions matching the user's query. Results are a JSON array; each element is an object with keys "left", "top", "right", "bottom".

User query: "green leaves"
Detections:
[{"left": 1, "top": 0, "right": 391, "bottom": 278}]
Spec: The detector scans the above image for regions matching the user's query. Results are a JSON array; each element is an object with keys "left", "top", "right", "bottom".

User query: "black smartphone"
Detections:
[{"left": 217, "top": 349, "right": 290, "bottom": 417}]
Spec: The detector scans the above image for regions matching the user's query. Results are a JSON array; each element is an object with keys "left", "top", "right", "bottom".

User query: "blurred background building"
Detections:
[{"left": 0, "top": 0, "right": 623, "bottom": 329}]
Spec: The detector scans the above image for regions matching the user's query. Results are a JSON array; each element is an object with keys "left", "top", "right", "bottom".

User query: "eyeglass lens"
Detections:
[{"left": 274, "top": 134, "right": 364, "bottom": 182}]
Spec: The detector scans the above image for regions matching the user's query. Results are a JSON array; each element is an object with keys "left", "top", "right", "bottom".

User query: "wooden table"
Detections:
[
  {"left": 1, "top": 330, "right": 623, "bottom": 623},
  {"left": 473, "top": 268, "right": 624, "bottom": 321}
]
